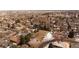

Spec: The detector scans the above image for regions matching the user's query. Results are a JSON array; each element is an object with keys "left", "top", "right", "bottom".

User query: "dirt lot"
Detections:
[{"left": 0, "top": 10, "right": 79, "bottom": 48}]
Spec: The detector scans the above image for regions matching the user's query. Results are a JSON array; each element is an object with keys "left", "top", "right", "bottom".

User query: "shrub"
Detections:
[{"left": 20, "top": 33, "right": 32, "bottom": 44}]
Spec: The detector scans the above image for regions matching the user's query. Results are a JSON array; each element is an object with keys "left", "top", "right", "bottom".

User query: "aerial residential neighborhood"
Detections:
[{"left": 0, "top": 10, "right": 79, "bottom": 48}]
